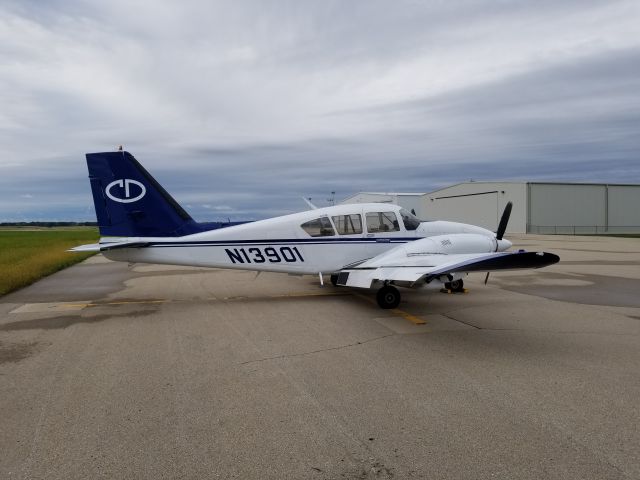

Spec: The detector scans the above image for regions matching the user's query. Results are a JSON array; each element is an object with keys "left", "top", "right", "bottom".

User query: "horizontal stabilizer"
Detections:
[
  {"left": 68, "top": 243, "right": 101, "bottom": 252},
  {"left": 99, "top": 241, "right": 151, "bottom": 251},
  {"left": 69, "top": 241, "right": 151, "bottom": 253}
]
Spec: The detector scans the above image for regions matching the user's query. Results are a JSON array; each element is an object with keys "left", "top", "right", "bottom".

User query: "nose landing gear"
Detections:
[{"left": 444, "top": 279, "right": 464, "bottom": 293}]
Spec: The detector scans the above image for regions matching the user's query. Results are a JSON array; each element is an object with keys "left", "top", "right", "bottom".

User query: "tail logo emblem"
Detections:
[{"left": 105, "top": 179, "right": 146, "bottom": 203}]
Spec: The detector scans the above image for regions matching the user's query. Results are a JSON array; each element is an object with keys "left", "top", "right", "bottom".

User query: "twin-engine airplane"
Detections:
[{"left": 72, "top": 151, "right": 559, "bottom": 309}]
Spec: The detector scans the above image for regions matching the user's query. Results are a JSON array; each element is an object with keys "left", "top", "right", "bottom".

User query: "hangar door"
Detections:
[
  {"left": 606, "top": 186, "right": 640, "bottom": 233},
  {"left": 528, "top": 184, "right": 606, "bottom": 234},
  {"left": 430, "top": 191, "right": 501, "bottom": 231}
]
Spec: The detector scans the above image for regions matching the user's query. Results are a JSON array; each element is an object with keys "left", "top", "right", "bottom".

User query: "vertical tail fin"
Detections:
[{"left": 87, "top": 151, "right": 199, "bottom": 237}]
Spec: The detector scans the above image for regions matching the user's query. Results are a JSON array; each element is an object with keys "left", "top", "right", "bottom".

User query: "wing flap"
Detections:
[
  {"left": 336, "top": 270, "right": 372, "bottom": 288},
  {"left": 338, "top": 267, "right": 440, "bottom": 288}
]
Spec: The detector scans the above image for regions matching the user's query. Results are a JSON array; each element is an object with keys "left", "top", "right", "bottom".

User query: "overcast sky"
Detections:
[{"left": 1, "top": 0, "right": 639, "bottom": 221}]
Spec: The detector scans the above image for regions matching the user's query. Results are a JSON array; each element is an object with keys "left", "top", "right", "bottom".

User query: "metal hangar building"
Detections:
[{"left": 340, "top": 182, "right": 640, "bottom": 234}]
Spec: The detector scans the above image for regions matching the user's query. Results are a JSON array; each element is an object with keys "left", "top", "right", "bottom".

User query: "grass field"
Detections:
[{"left": 0, "top": 228, "right": 99, "bottom": 296}]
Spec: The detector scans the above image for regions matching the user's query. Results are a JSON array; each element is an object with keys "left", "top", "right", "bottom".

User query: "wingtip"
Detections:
[{"left": 534, "top": 251, "right": 560, "bottom": 267}]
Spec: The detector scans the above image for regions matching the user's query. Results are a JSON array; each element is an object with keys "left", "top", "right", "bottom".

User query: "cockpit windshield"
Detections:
[{"left": 399, "top": 208, "right": 421, "bottom": 231}]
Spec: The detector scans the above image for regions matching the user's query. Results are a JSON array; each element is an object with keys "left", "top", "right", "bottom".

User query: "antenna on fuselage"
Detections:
[{"left": 302, "top": 197, "right": 318, "bottom": 210}]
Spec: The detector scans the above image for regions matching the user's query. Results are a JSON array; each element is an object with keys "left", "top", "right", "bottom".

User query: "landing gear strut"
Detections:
[
  {"left": 445, "top": 279, "right": 464, "bottom": 293},
  {"left": 376, "top": 285, "right": 401, "bottom": 309}
]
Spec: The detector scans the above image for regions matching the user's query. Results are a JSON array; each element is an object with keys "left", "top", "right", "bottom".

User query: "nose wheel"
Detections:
[
  {"left": 376, "top": 285, "right": 401, "bottom": 309},
  {"left": 445, "top": 279, "right": 464, "bottom": 293}
]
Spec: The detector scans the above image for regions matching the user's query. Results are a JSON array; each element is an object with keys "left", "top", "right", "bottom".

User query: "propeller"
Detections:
[
  {"left": 496, "top": 201, "right": 512, "bottom": 243},
  {"left": 485, "top": 201, "right": 513, "bottom": 284}
]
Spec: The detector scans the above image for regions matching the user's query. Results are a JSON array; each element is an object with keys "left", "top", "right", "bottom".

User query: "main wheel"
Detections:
[
  {"left": 376, "top": 286, "right": 401, "bottom": 309},
  {"left": 330, "top": 274, "right": 339, "bottom": 286},
  {"left": 449, "top": 279, "right": 464, "bottom": 292}
]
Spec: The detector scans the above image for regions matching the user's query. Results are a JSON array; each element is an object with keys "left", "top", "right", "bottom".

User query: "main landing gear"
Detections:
[{"left": 376, "top": 285, "right": 401, "bottom": 309}]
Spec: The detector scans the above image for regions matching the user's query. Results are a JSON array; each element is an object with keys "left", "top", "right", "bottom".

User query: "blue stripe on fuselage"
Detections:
[
  {"left": 136, "top": 237, "right": 417, "bottom": 248},
  {"left": 144, "top": 237, "right": 418, "bottom": 247}
]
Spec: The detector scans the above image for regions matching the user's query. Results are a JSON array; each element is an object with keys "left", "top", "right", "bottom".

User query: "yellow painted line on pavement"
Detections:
[
  {"left": 352, "top": 293, "right": 427, "bottom": 325},
  {"left": 392, "top": 309, "right": 427, "bottom": 325}
]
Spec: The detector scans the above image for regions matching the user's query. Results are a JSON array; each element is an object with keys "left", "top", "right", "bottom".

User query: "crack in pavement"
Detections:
[
  {"left": 440, "top": 311, "right": 483, "bottom": 329},
  {"left": 240, "top": 333, "right": 395, "bottom": 365}
]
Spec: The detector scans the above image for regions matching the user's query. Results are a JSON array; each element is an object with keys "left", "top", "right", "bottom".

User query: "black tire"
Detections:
[
  {"left": 330, "top": 274, "right": 339, "bottom": 286},
  {"left": 449, "top": 279, "right": 464, "bottom": 292},
  {"left": 376, "top": 286, "right": 401, "bottom": 309}
]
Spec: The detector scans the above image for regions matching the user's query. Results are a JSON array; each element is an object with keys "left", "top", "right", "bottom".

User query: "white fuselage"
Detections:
[{"left": 102, "top": 203, "right": 509, "bottom": 275}]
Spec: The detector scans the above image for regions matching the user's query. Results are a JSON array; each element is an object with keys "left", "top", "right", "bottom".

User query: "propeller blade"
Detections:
[
  {"left": 496, "top": 201, "right": 513, "bottom": 240},
  {"left": 488, "top": 201, "right": 513, "bottom": 279}
]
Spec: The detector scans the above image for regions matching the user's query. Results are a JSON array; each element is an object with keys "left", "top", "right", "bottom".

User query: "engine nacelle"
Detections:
[
  {"left": 353, "top": 233, "right": 508, "bottom": 270},
  {"left": 404, "top": 234, "right": 497, "bottom": 255}
]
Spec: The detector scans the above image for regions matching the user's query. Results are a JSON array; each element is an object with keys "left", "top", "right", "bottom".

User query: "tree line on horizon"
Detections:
[{"left": 0, "top": 221, "right": 98, "bottom": 227}]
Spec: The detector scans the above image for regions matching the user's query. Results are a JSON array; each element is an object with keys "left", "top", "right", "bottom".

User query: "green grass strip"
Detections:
[{"left": 0, "top": 228, "right": 99, "bottom": 296}]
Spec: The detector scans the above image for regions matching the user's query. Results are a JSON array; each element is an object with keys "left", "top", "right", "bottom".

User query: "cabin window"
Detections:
[
  {"left": 300, "top": 217, "right": 336, "bottom": 237},
  {"left": 365, "top": 212, "right": 400, "bottom": 233},
  {"left": 399, "top": 208, "right": 421, "bottom": 231},
  {"left": 332, "top": 214, "right": 363, "bottom": 235}
]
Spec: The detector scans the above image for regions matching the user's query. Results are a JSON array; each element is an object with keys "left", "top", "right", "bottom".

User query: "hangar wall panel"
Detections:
[
  {"left": 428, "top": 193, "right": 498, "bottom": 228},
  {"left": 397, "top": 196, "right": 424, "bottom": 216},
  {"left": 608, "top": 186, "right": 640, "bottom": 233},
  {"left": 424, "top": 183, "right": 527, "bottom": 233},
  {"left": 528, "top": 184, "right": 606, "bottom": 234}
]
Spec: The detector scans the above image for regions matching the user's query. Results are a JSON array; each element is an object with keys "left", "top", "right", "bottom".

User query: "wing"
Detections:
[{"left": 336, "top": 248, "right": 559, "bottom": 289}]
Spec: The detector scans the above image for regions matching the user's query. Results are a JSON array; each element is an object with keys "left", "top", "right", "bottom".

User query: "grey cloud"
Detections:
[{"left": 1, "top": 0, "right": 639, "bottom": 221}]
